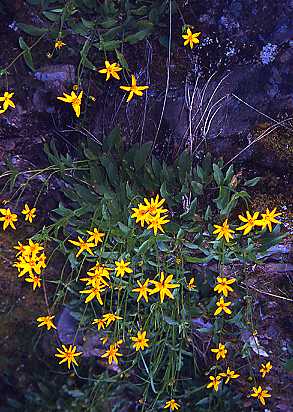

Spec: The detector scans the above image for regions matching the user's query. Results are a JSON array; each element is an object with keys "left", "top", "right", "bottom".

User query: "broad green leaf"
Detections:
[
  {"left": 18, "top": 23, "right": 48, "bottom": 36},
  {"left": 19, "top": 37, "right": 34, "bottom": 71},
  {"left": 244, "top": 177, "right": 261, "bottom": 187}
]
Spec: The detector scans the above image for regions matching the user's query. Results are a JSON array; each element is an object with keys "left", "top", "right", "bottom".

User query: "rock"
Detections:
[{"left": 33, "top": 64, "right": 76, "bottom": 94}]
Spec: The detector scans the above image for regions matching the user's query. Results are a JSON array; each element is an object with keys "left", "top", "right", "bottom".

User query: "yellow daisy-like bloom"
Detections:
[
  {"left": 131, "top": 203, "right": 149, "bottom": 227},
  {"left": 147, "top": 213, "right": 170, "bottom": 235},
  {"left": 149, "top": 272, "right": 180, "bottom": 303},
  {"left": 98, "top": 60, "right": 122, "bottom": 81},
  {"left": 257, "top": 208, "right": 281, "bottom": 232},
  {"left": 132, "top": 278, "right": 152, "bottom": 303},
  {"left": 164, "top": 399, "right": 180, "bottom": 410},
  {"left": 57, "top": 90, "right": 83, "bottom": 118},
  {"left": 143, "top": 195, "right": 167, "bottom": 217},
  {"left": 86, "top": 228, "right": 105, "bottom": 245},
  {"left": 92, "top": 318, "right": 106, "bottom": 330},
  {"left": 250, "top": 386, "right": 271, "bottom": 406},
  {"left": 55, "top": 344, "right": 82, "bottom": 369},
  {"left": 101, "top": 343, "right": 122, "bottom": 364},
  {"left": 36, "top": 315, "right": 56, "bottom": 330},
  {"left": 68, "top": 236, "right": 95, "bottom": 257},
  {"left": 187, "top": 277, "right": 196, "bottom": 290},
  {"left": 182, "top": 27, "right": 201, "bottom": 49},
  {"left": 0, "top": 208, "right": 17, "bottom": 230},
  {"left": 130, "top": 330, "right": 149, "bottom": 351},
  {"left": 101, "top": 335, "right": 109, "bottom": 345},
  {"left": 25, "top": 273, "right": 41, "bottom": 290},
  {"left": 211, "top": 343, "right": 227, "bottom": 360},
  {"left": 214, "top": 277, "right": 236, "bottom": 297},
  {"left": 214, "top": 297, "right": 232, "bottom": 316},
  {"left": 206, "top": 375, "right": 222, "bottom": 392},
  {"left": 219, "top": 367, "right": 240, "bottom": 384},
  {"left": 115, "top": 259, "right": 133, "bottom": 278},
  {"left": 102, "top": 313, "right": 123, "bottom": 326},
  {"left": 213, "top": 219, "right": 234, "bottom": 242},
  {"left": 120, "top": 74, "right": 149, "bottom": 102},
  {"left": 16, "top": 256, "right": 42, "bottom": 278},
  {"left": 21, "top": 203, "right": 37, "bottom": 223},
  {"left": 54, "top": 39, "right": 66, "bottom": 49},
  {"left": 24, "top": 239, "right": 44, "bottom": 258},
  {"left": 259, "top": 361, "right": 272, "bottom": 378},
  {"left": 236, "top": 211, "right": 262, "bottom": 235},
  {"left": 80, "top": 281, "right": 107, "bottom": 305},
  {"left": 0, "top": 91, "right": 15, "bottom": 113},
  {"left": 13, "top": 241, "right": 27, "bottom": 256}
]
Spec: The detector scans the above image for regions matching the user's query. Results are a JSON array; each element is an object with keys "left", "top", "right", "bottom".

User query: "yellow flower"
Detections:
[
  {"left": 130, "top": 330, "right": 149, "bottom": 351},
  {"left": 120, "top": 74, "right": 149, "bottom": 102},
  {"left": 214, "top": 297, "right": 232, "bottom": 316},
  {"left": 206, "top": 375, "right": 222, "bottom": 391},
  {"left": 86, "top": 228, "right": 105, "bottom": 245},
  {"left": 214, "top": 277, "right": 236, "bottom": 297},
  {"left": 131, "top": 203, "right": 149, "bottom": 227},
  {"left": 25, "top": 273, "right": 41, "bottom": 290},
  {"left": 132, "top": 279, "right": 152, "bottom": 303},
  {"left": 101, "top": 335, "right": 109, "bottom": 345},
  {"left": 143, "top": 195, "right": 167, "bottom": 217},
  {"left": 13, "top": 241, "right": 27, "bottom": 256},
  {"left": 92, "top": 318, "right": 106, "bottom": 330},
  {"left": 259, "top": 361, "right": 272, "bottom": 378},
  {"left": 213, "top": 219, "right": 234, "bottom": 242},
  {"left": 16, "top": 255, "right": 42, "bottom": 278},
  {"left": 68, "top": 236, "right": 95, "bottom": 257},
  {"left": 54, "top": 39, "right": 66, "bottom": 49},
  {"left": 211, "top": 343, "right": 227, "bottom": 360},
  {"left": 115, "top": 259, "right": 133, "bottom": 278},
  {"left": 36, "top": 315, "right": 56, "bottom": 330},
  {"left": 257, "top": 208, "right": 281, "bottom": 232},
  {"left": 55, "top": 344, "right": 82, "bottom": 369},
  {"left": 187, "top": 277, "right": 196, "bottom": 290},
  {"left": 236, "top": 211, "right": 262, "bottom": 235},
  {"left": 0, "top": 208, "right": 17, "bottom": 230},
  {"left": 149, "top": 272, "right": 180, "bottom": 303},
  {"left": 219, "top": 367, "right": 240, "bottom": 384},
  {"left": 57, "top": 90, "right": 83, "bottom": 117},
  {"left": 80, "top": 269, "right": 110, "bottom": 287},
  {"left": 250, "top": 386, "right": 271, "bottom": 406},
  {"left": 164, "top": 399, "right": 180, "bottom": 410},
  {"left": 182, "top": 27, "right": 201, "bottom": 49},
  {"left": 101, "top": 343, "right": 122, "bottom": 364},
  {"left": 0, "top": 91, "right": 15, "bottom": 113},
  {"left": 98, "top": 60, "right": 122, "bottom": 81},
  {"left": 103, "top": 313, "right": 123, "bottom": 326},
  {"left": 25, "top": 239, "right": 44, "bottom": 258},
  {"left": 21, "top": 203, "right": 37, "bottom": 223},
  {"left": 80, "top": 281, "right": 106, "bottom": 304},
  {"left": 147, "top": 213, "right": 170, "bottom": 235}
]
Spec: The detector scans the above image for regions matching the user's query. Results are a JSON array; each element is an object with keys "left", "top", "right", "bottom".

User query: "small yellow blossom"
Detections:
[
  {"left": 164, "top": 399, "right": 180, "bottom": 410},
  {"left": 54, "top": 39, "right": 66, "bottom": 49},
  {"left": 55, "top": 344, "right": 82, "bottom": 369},
  {"left": 80, "top": 281, "right": 106, "bottom": 305},
  {"left": 86, "top": 228, "right": 105, "bottom": 245},
  {"left": 130, "top": 330, "right": 149, "bottom": 351},
  {"left": 187, "top": 277, "right": 196, "bottom": 290},
  {"left": 182, "top": 27, "right": 201, "bottom": 49},
  {"left": 36, "top": 315, "right": 56, "bottom": 330},
  {"left": 236, "top": 211, "right": 262, "bottom": 235},
  {"left": 98, "top": 60, "right": 122, "bottom": 81},
  {"left": 115, "top": 259, "right": 133, "bottom": 278},
  {"left": 21, "top": 204, "right": 37, "bottom": 223},
  {"left": 147, "top": 213, "right": 170, "bottom": 235},
  {"left": 219, "top": 367, "right": 240, "bottom": 384},
  {"left": 149, "top": 272, "right": 180, "bottom": 303},
  {"left": 259, "top": 361, "right": 272, "bottom": 378},
  {"left": 143, "top": 195, "right": 167, "bottom": 216},
  {"left": 211, "top": 343, "right": 227, "bottom": 360},
  {"left": 25, "top": 273, "right": 41, "bottom": 290},
  {"left": 0, "top": 208, "right": 17, "bottom": 230},
  {"left": 214, "top": 297, "right": 232, "bottom": 316},
  {"left": 132, "top": 279, "right": 152, "bottom": 303},
  {"left": 92, "top": 318, "right": 106, "bottom": 330},
  {"left": 0, "top": 91, "right": 15, "bottom": 113},
  {"left": 101, "top": 336, "right": 109, "bottom": 345},
  {"left": 103, "top": 313, "right": 123, "bottom": 326},
  {"left": 68, "top": 236, "right": 95, "bottom": 257},
  {"left": 57, "top": 90, "right": 83, "bottom": 117},
  {"left": 250, "top": 386, "right": 271, "bottom": 406},
  {"left": 13, "top": 241, "right": 27, "bottom": 256},
  {"left": 257, "top": 208, "right": 281, "bottom": 232},
  {"left": 131, "top": 204, "right": 149, "bottom": 227},
  {"left": 214, "top": 277, "right": 236, "bottom": 297},
  {"left": 101, "top": 343, "right": 122, "bottom": 364},
  {"left": 213, "top": 219, "right": 234, "bottom": 242},
  {"left": 206, "top": 375, "right": 222, "bottom": 392},
  {"left": 25, "top": 239, "right": 44, "bottom": 258},
  {"left": 120, "top": 74, "right": 149, "bottom": 102}
]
